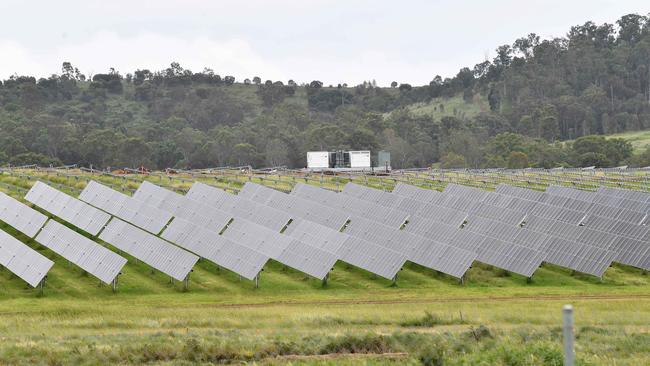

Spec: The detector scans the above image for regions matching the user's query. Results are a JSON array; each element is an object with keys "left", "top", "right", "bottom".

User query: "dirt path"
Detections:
[{"left": 200, "top": 293, "right": 650, "bottom": 309}]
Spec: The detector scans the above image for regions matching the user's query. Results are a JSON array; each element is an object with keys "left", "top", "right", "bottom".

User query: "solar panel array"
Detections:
[
  {"left": 36, "top": 220, "right": 127, "bottom": 284},
  {"left": 134, "top": 182, "right": 266, "bottom": 280},
  {"left": 99, "top": 218, "right": 199, "bottom": 281},
  {"left": 4, "top": 173, "right": 650, "bottom": 291},
  {"left": 240, "top": 182, "right": 405, "bottom": 279},
  {"left": 26, "top": 181, "right": 111, "bottom": 235},
  {"left": 80, "top": 181, "right": 173, "bottom": 234}
]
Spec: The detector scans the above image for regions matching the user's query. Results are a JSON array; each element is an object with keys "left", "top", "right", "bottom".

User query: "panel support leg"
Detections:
[
  {"left": 112, "top": 275, "right": 119, "bottom": 293},
  {"left": 254, "top": 273, "right": 260, "bottom": 289},
  {"left": 38, "top": 277, "right": 46, "bottom": 296},
  {"left": 391, "top": 273, "right": 398, "bottom": 287},
  {"left": 459, "top": 275, "right": 465, "bottom": 285},
  {"left": 526, "top": 276, "right": 533, "bottom": 284},
  {"left": 322, "top": 272, "right": 329, "bottom": 288},
  {"left": 183, "top": 274, "right": 190, "bottom": 291}
]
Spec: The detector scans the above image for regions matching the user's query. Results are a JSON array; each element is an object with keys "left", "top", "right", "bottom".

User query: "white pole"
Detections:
[{"left": 563, "top": 304, "right": 575, "bottom": 366}]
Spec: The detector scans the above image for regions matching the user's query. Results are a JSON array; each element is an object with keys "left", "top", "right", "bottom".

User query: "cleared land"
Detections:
[{"left": 0, "top": 168, "right": 649, "bottom": 365}]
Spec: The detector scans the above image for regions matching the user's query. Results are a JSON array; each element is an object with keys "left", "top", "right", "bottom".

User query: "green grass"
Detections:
[
  {"left": 606, "top": 130, "right": 650, "bottom": 154},
  {"left": 399, "top": 94, "right": 489, "bottom": 120},
  {"left": 1, "top": 168, "right": 650, "bottom": 364}
]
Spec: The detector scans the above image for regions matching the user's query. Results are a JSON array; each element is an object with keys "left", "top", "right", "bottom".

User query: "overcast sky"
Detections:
[{"left": 0, "top": 0, "right": 648, "bottom": 86}]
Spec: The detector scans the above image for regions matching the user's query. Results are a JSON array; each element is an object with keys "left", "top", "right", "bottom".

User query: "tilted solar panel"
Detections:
[
  {"left": 292, "top": 183, "right": 409, "bottom": 228},
  {"left": 241, "top": 182, "right": 350, "bottom": 230},
  {"left": 545, "top": 185, "right": 594, "bottom": 201},
  {"left": 0, "top": 192, "right": 48, "bottom": 238},
  {"left": 284, "top": 219, "right": 347, "bottom": 254},
  {"left": 276, "top": 240, "right": 339, "bottom": 280},
  {"left": 25, "top": 182, "right": 111, "bottom": 236},
  {"left": 598, "top": 186, "right": 650, "bottom": 202},
  {"left": 80, "top": 181, "right": 173, "bottom": 234},
  {"left": 186, "top": 182, "right": 291, "bottom": 231},
  {"left": 36, "top": 220, "right": 127, "bottom": 284},
  {"left": 392, "top": 182, "right": 442, "bottom": 203},
  {"left": 240, "top": 183, "right": 408, "bottom": 279},
  {"left": 0, "top": 228, "right": 53, "bottom": 287},
  {"left": 444, "top": 183, "right": 491, "bottom": 201},
  {"left": 161, "top": 217, "right": 268, "bottom": 280},
  {"left": 336, "top": 235, "right": 406, "bottom": 280},
  {"left": 99, "top": 218, "right": 198, "bottom": 281},
  {"left": 344, "top": 183, "right": 468, "bottom": 227},
  {"left": 133, "top": 180, "right": 186, "bottom": 213}
]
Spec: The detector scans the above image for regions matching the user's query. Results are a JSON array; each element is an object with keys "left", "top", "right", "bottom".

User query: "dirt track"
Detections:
[{"left": 201, "top": 293, "right": 650, "bottom": 309}]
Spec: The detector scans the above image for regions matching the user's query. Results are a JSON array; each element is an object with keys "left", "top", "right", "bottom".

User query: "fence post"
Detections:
[{"left": 563, "top": 304, "right": 575, "bottom": 366}]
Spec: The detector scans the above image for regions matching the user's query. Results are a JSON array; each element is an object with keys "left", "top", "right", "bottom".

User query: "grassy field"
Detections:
[
  {"left": 606, "top": 130, "right": 650, "bottom": 154},
  {"left": 1, "top": 168, "right": 650, "bottom": 365},
  {"left": 399, "top": 94, "right": 489, "bottom": 121}
]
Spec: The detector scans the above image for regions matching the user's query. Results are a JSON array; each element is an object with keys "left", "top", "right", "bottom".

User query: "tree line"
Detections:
[{"left": 1, "top": 13, "right": 650, "bottom": 169}]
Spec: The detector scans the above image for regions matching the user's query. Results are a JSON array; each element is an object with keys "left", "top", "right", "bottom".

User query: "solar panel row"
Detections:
[
  {"left": 26, "top": 181, "right": 111, "bottom": 236},
  {"left": 4, "top": 176, "right": 647, "bottom": 291}
]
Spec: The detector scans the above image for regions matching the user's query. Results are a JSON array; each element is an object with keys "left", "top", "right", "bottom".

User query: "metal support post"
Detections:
[
  {"left": 563, "top": 305, "right": 575, "bottom": 366},
  {"left": 183, "top": 274, "right": 190, "bottom": 291},
  {"left": 112, "top": 276, "right": 119, "bottom": 293}
]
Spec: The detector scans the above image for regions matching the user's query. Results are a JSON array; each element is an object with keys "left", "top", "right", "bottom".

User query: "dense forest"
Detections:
[{"left": 2, "top": 14, "right": 650, "bottom": 170}]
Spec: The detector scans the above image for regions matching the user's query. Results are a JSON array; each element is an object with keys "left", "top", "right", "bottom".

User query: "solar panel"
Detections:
[
  {"left": 392, "top": 182, "right": 442, "bottom": 202},
  {"left": 35, "top": 220, "right": 127, "bottom": 284},
  {"left": 545, "top": 185, "right": 594, "bottom": 202},
  {"left": 0, "top": 228, "right": 53, "bottom": 287},
  {"left": 0, "top": 191, "right": 48, "bottom": 238},
  {"left": 342, "top": 183, "right": 402, "bottom": 207},
  {"left": 389, "top": 184, "right": 617, "bottom": 276},
  {"left": 470, "top": 202, "right": 526, "bottom": 226},
  {"left": 598, "top": 186, "right": 650, "bottom": 202},
  {"left": 242, "top": 182, "right": 349, "bottom": 230},
  {"left": 99, "top": 218, "right": 199, "bottom": 281},
  {"left": 172, "top": 198, "right": 232, "bottom": 233},
  {"left": 25, "top": 182, "right": 111, "bottom": 236},
  {"left": 284, "top": 219, "right": 348, "bottom": 254},
  {"left": 495, "top": 184, "right": 546, "bottom": 201},
  {"left": 275, "top": 239, "right": 339, "bottom": 280},
  {"left": 291, "top": 183, "right": 409, "bottom": 227},
  {"left": 336, "top": 235, "right": 405, "bottom": 280},
  {"left": 79, "top": 181, "right": 173, "bottom": 234},
  {"left": 541, "top": 236, "right": 615, "bottom": 277},
  {"left": 443, "top": 183, "right": 490, "bottom": 201},
  {"left": 161, "top": 217, "right": 268, "bottom": 280},
  {"left": 133, "top": 180, "right": 186, "bottom": 213},
  {"left": 343, "top": 183, "right": 467, "bottom": 226},
  {"left": 240, "top": 183, "right": 405, "bottom": 279},
  {"left": 186, "top": 182, "right": 291, "bottom": 231}
]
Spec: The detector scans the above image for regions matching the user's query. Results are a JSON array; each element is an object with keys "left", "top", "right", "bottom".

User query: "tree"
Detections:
[
  {"left": 223, "top": 75, "right": 235, "bottom": 85},
  {"left": 119, "top": 137, "right": 151, "bottom": 167},
  {"left": 309, "top": 80, "right": 323, "bottom": 89},
  {"left": 440, "top": 153, "right": 467, "bottom": 168},
  {"left": 390, "top": 81, "right": 398, "bottom": 88},
  {"left": 398, "top": 83, "right": 412, "bottom": 91},
  {"left": 252, "top": 76, "right": 261, "bottom": 85},
  {"left": 507, "top": 151, "right": 529, "bottom": 168},
  {"left": 264, "top": 139, "right": 289, "bottom": 167},
  {"left": 232, "top": 143, "right": 260, "bottom": 166}
]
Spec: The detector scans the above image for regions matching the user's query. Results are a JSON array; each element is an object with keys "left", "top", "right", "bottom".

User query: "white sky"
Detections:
[{"left": 0, "top": 0, "right": 648, "bottom": 86}]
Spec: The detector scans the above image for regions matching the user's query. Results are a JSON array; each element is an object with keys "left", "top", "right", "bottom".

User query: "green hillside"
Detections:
[{"left": 2, "top": 14, "right": 650, "bottom": 171}]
